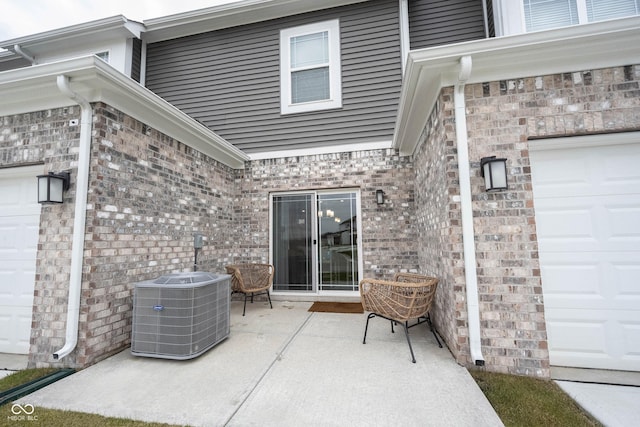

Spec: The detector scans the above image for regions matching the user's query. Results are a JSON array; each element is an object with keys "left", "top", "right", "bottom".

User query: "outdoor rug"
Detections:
[{"left": 308, "top": 302, "right": 364, "bottom": 314}]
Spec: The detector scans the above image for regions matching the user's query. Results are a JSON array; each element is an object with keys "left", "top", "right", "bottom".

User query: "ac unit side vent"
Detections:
[{"left": 131, "top": 272, "right": 231, "bottom": 360}]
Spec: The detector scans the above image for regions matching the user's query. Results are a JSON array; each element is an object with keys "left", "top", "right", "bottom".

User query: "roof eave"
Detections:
[
  {"left": 0, "top": 56, "right": 249, "bottom": 169},
  {"left": 393, "top": 16, "right": 640, "bottom": 156},
  {"left": 0, "top": 16, "right": 145, "bottom": 52},
  {"left": 142, "top": 0, "right": 369, "bottom": 43}
]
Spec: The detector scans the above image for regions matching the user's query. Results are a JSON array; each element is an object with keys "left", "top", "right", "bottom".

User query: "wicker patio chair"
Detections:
[
  {"left": 225, "top": 264, "right": 274, "bottom": 316},
  {"left": 360, "top": 273, "right": 442, "bottom": 363}
]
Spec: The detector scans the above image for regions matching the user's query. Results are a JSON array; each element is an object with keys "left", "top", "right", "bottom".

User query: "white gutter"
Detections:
[
  {"left": 481, "top": 0, "right": 490, "bottom": 38},
  {"left": 454, "top": 55, "right": 485, "bottom": 366},
  {"left": 52, "top": 75, "right": 92, "bottom": 361},
  {"left": 13, "top": 44, "right": 36, "bottom": 64}
]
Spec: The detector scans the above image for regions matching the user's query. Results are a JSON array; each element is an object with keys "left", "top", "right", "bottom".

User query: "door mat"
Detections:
[{"left": 308, "top": 302, "right": 364, "bottom": 314}]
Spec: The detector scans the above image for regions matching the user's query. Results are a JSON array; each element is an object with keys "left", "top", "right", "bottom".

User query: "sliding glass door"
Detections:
[
  {"left": 272, "top": 194, "right": 315, "bottom": 291},
  {"left": 317, "top": 192, "right": 358, "bottom": 291},
  {"left": 271, "top": 190, "right": 360, "bottom": 294}
]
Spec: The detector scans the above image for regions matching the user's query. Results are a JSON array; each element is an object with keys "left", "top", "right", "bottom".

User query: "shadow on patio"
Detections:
[{"left": 18, "top": 300, "right": 502, "bottom": 426}]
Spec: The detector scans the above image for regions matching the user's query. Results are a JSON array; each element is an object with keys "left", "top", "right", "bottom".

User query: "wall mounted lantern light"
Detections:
[
  {"left": 480, "top": 156, "right": 508, "bottom": 192},
  {"left": 376, "top": 189, "right": 385, "bottom": 205},
  {"left": 37, "top": 171, "right": 70, "bottom": 204}
]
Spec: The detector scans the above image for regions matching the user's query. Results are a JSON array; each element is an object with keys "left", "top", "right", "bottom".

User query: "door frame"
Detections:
[{"left": 269, "top": 188, "right": 363, "bottom": 298}]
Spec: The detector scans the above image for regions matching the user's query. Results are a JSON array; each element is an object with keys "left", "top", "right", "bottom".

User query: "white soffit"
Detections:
[
  {"left": 393, "top": 16, "right": 640, "bottom": 156},
  {"left": 0, "top": 56, "right": 249, "bottom": 169}
]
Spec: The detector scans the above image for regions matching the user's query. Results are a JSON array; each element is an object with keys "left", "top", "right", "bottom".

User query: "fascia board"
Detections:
[
  {"left": 393, "top": 17, "right": 640, "bottom": 156},
  {"left": 142, "top": 0, "right": 369, "bottom": 43},
  {"left": 0, "top": 56, "right": 249, "bottom": 169}
]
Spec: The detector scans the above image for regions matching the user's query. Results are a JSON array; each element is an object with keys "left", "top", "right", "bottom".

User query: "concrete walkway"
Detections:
[{"left": 16, "top": 301, "right": 502, "bottom": 426}]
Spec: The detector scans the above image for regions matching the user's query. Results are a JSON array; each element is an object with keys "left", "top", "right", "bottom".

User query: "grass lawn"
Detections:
[
  {"left": 3, "top": 367, "right": 605, "bottom": 426},
  {"left": 470, "top": 370, "right": 603, "bottom": 427}
]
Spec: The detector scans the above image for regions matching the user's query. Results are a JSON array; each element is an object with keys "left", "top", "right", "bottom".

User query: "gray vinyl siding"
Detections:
[
  {"left": 131, "top": 38, "right": 142, "bottom": 83},
  {"left": 0, "top": 56, "right": 30, "bottom": 72},
  {"left": 145, "top": 0, "right": 402, "bottom": 154},
  {"left": 409, "top": 0, "right": 487, "bottom": 49}
]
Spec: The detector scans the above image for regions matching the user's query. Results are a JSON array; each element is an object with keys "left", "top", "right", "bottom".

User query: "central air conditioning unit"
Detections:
[{"left": 131, "top": 272, "right": 231, "bottom": 360}]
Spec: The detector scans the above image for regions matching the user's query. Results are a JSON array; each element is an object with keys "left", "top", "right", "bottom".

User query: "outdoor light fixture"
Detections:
[
  {"left": 376, "top": 189, "right": 385, "bottom": 205},
  {"left": 480, "top": 156, "right": 508, "bottom": 192},
  {"left": 37, "top": 171, "right": 70, "bottom": 204}
]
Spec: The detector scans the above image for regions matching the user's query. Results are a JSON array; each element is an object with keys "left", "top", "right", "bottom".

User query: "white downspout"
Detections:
[
  {"left": 53, "top": 75, "right": 92, "bottom": 361},
  {"left": 399, "top": 0, "right": 410, "bottom": 74},
  {"left": 454, "top": 55, "right": 485, "bottom": 366},
  {"left": 481, "top": 0, "right": 490, "bottom": 38},
  {"left": 140, "top": 40, "right": 147, "bottom": 86},
  {"left": 13, "top": 44, "right": 36, "bottom": 65}
]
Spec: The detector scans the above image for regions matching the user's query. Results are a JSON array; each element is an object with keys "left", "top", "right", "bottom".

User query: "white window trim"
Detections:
[
  {"left": 494, "top": 0, "right": 638, "bottom": 36},
  {"left": 280, "top": 20, "right": 342, "bottom": 115}
]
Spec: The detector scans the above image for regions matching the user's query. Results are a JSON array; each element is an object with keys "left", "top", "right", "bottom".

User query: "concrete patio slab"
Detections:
[{"left": 17, "top": 301, "right": 503, "bottom": 426}]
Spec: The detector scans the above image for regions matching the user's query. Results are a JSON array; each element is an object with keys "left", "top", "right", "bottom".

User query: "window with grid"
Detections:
[
  {"left": 523, "top": 0, "right": 639, "bottom": 32},
  {"left": 280, "top": 20, "right": 341, "bottom": 114}
]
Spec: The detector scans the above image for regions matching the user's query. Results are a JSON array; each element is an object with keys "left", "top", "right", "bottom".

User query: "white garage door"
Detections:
[
  {"left": 530, "top": 134, "right": 640, "bottom": 372},
  {"left": 0, "top": 166, "right": 42, "bottom": 354}
]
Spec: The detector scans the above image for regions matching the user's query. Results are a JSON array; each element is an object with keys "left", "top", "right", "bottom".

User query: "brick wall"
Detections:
[
  {"left": 1, "top": 103, "right": 237, "bottom": 368},
  {"left": 71, "top": 103, "right": 237, "bottom": 367},
  {"left": 415, "top": 64, "right": 640, "bottom": 377},
  {"left": 237, "top": 150, "right": 418, "bottom": 277}
]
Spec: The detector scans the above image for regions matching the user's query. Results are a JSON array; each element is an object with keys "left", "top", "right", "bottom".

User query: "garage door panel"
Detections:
[
  {"left": 541, "top": 254, "right": 640, "bottom": 311},
  {"left": 545, "top": 294, "right": 640, "bottom": 311},
  {"left": 537, "top": 195, "right": 640, "bottom": 253},
  {"left": 614, "top": 263, "right": 640, "bottom": 296},
  {"left": 0, "top": 176, "right": 41, "bottom": 215},
  {"left": 530, "top": 137, "right": 640, "bottom": 371},
  {"left": 0, "top": 263, "right": 36, "bottom": 326},
  {"left": 0, "top": 310, "right": 31, "bottom": 354},
  {"left": 0, "top": 166, "right": 41, "bottom": 355},
  {"left": 551, "top": 352, "right": 637, "bottom": 371},
  {"left": 622, "top": 322, "right": 640, "bottom": 357},
  {"left": 530, "top": 154, "right": 591, "bottom": 190},
  {"left": 540, "top": 263, "right": 599, "bottom": 295},
  {"left": 536, "top": 209, "right": 597, "bottom": 252},
  {"left": 601, "top": 147, "right": 640, "bottom": 191},
  {"left": 545, "top": 317, "right": 607, "bottom": 354},
  {"left": 545, "top": 310, "right": 640, "bottom": 370},
  {"left": 532, "top": 142, "right": 640, "bottom": 198},
  {"left": 0, "top": 221, "right": 40, "bottom": 261},
  {"left": 609, "top": 205, "right": 640, "bottom": 241}
]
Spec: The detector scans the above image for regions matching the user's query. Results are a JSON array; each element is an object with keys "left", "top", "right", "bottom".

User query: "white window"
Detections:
[
  {"left": 280, "top": 20, "right": 342, "bottom": 114},
  {"left": 523, "top": 0, "right": 580, "bottom": 32},
  {"left": 95, "top": 51, "right": 110, "bottom": 63},
  {"left": 584, "top": 0, "right": 640, "bottom": 22},
  {"left": 495, "top": 0, "right": 639, "bottom": 35}
]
